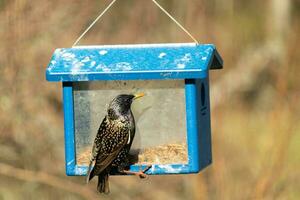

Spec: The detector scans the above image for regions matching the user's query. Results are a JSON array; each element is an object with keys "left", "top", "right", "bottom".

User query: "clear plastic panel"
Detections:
[{"left": 73, "top": 80, "right": 188, "bottom": 166}]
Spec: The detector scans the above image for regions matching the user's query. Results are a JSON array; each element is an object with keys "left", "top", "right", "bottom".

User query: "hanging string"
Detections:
[
  {"left": 151, "top": 0, "right": 199, "bottom": 44},
  {"left": 72, "top": 0, "right": 199, "bottom": 46},
  {"left": 72, "top": 0, "right": 118, "bottom": 47}
]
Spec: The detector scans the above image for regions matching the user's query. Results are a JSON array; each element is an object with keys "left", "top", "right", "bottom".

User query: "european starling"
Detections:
[{"left": 87, "top": 93, "right": 150, "bottom": 194}]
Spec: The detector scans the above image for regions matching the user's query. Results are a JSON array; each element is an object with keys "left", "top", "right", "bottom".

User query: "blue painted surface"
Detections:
[
  {"left": 46, "top": 43, "right": 222, "bottom": 81},
  {"left": 185, "top": 79, "right": 200, "bottom": 173},
  {"left": 53, "top": 43, "right": 223, "bottom": 176},
  {"left": 196, "top": 78, "right": 213, "bottom": 169},
  {"left": 72, "top": 164, "right": 193, "bottom": 176},
  {"left": 63, "top": 83, "right": 76, "bottom": 175},
  {"left": 64, "top": 79, "right": 213, "bottom": 176}
]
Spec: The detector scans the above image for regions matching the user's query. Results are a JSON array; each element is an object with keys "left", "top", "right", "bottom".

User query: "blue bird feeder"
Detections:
[{"left": 45, "top": 43, "right": 223, "bottom": 176}]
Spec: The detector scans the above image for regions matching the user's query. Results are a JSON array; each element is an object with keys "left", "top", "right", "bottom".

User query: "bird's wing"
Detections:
[
  {"left": 94, "top": 126, "right": 129, "bottom": 172},
  {"left": 90, "top": 117, "right": 108, "bottom": 162},
  {"left": 87, "top": 116, "right": 110, "bottom": 181},
  {"left": 87, "top": 117, "right": 130, "bottom": 180},
  {"left": 93, "top": 141, "right": 127, "bottom": 173}
]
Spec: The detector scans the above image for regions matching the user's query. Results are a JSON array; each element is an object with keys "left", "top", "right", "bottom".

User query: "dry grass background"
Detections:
[{"left": 0, "top": 0, "right": 299, "bottom": 199}]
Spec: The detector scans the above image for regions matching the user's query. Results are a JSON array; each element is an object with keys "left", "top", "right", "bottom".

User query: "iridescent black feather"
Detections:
[{"left": 87, "top": 94, "right": 137, "bottom": 194}]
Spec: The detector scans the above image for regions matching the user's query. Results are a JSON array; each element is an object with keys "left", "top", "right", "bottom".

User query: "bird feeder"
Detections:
[{"left": 45, "top": 43, "right": 223, "bottom": 176}]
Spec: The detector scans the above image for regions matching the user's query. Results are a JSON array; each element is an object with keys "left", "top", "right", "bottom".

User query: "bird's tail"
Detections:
[
  {"left": 86, "top": 160, "right": 94, "bottom": 183},
  {"left": 97, "top": 173, "right": 110, "bottom": 194}
]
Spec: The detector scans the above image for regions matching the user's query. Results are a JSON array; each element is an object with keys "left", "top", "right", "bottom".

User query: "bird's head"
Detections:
[{"left": 107, "top": 93, "right": 144, "bottom": 120}]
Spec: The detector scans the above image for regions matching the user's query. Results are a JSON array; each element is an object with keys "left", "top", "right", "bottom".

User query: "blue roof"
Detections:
[{"left": 46, "top": 43, "right": 223, "bottom": 82}]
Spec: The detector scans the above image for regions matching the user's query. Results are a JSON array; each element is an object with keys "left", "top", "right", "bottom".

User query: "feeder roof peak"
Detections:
[{"left": 46, "top": 43, "right": 223, "bottom": 82}]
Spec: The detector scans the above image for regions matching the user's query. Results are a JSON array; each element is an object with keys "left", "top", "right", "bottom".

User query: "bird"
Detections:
[{"left": 86, "top": 93, "right": 151, "bottom": 194}]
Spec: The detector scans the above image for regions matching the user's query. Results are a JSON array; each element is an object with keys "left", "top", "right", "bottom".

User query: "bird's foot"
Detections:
[
  {"left": 121, "top": 165, "right": 152, "bottom": 179},
  {"left": 138, "top": 165, "right": 152, "bottom": 179}
]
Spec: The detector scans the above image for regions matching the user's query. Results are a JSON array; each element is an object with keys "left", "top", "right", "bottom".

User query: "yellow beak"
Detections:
[{"left": 133, "top": 93, "right": 145, "bottom": 100}]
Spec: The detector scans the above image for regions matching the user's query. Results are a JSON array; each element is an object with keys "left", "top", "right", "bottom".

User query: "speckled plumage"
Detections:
[{"left": 87, "top": 94, "right": 138, "bottom": 194}]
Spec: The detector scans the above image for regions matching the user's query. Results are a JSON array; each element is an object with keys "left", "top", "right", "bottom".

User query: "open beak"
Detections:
[{"left": 133, "top": 93, "right": 145, "bottom": 100}]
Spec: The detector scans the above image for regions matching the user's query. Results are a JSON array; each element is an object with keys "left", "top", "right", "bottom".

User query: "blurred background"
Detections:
[{"left": 0, "top": 0, "right": 299, "bottom": 199}]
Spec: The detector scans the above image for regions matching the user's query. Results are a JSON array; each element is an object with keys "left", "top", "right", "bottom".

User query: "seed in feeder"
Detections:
[
  {"left": 135, "top": 143, "right": 188, "bottom": 165},
  {"left": 77, "top": 142, "right": 188, "bottom": 166}
]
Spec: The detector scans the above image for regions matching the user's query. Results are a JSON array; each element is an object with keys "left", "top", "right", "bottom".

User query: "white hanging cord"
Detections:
[
  {"left": 151, "top": 0, "right": 199, "bottom": 44},
  {"left": 72, "top": 0, "right": 118, "bottom": 47},
  {"left": 72, "top": 0, "right": 199, "bottom": 46}
]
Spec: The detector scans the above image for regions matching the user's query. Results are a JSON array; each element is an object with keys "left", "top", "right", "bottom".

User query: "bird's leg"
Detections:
[{"left": 120, "top": 165, "right": 152, "bottom": 179}]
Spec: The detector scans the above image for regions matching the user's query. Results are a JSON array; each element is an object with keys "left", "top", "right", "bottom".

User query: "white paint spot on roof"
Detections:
[
  {"left": 71, "top": 61, "right": 84, "bottom": 74},
  {"left": 177, "top": 63, "right": 186, "bottom": 69},
  {"left": 90, "top": 61, "right": 96, "bottom": 67},
  {"left": 99, "top": 50, "right": 108, "bottom": 55},
  {"left": 96, "top": 64, "right": 103, "bottom": 70},
  {"left": 181, "top": 53, "right": 191, "bottom": 62},
  {"left": 62, "top": 52, "right": 75, "bottom": 61},
  {"left": 205, "top": 47, "right": 213, "bottom": 53},
  {"left": 174, "top": 53, "right": 192, "bottom": 69},
  {"left": 103, "top": 67, "right": 111, "bottom": 72},
  {"left": 47, "top": 60, "right": 57, "bottom": 72},
  {"left": 158, "top": 52, "right": 167, "bottom": 58},
  {"left": 81, "top": 56, "right": 90, "bottom": 62},
  {"left": 96, "top": 64, "right": 111, "bottom": 72},
  {"left": 115, "top": 62, "right": 132, "bottom": 70}
]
